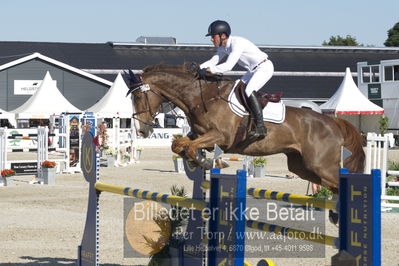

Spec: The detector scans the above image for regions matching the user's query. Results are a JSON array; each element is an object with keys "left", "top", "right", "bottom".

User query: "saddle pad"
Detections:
[{"left": 228, "top": 80, "right": 286, "bottom": 123}]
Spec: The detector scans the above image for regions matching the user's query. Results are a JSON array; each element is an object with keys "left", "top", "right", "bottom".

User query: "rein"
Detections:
[
  {"left": 129, "top": 71, "right": 230, "bottom": 125},
  {"left": 198, "top": 79, "right": 208, "bottom": 113},
  {"left": 189, "top": 78, "right": 229, "bottom": 114}
]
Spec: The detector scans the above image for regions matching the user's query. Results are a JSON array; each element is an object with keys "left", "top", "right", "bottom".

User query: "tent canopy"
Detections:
[
  {"left": 0, "top": 108, "right": 16, "bottom": 126},
  {"left": 10, "top": 71, "right": 81, "bottom": 119},
  {"left": 85, "top": 73, "right": 133, "bottom": 118},
  {"left": 0, "top": 108, "right": 13, "bottom": 119},
  {"left": 320, "top": 67, "right": 384, "bottom": 115}
]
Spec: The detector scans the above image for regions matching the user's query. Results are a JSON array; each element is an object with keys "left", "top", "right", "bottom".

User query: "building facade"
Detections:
[
  {"left": 358, "top": 59, "right": 399, "bottom": 129},
  {"left": 1, "top": 40, "right": 399, "bottom": 126}
]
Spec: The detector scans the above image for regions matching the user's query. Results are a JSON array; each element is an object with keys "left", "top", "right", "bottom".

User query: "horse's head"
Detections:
[
  {"left": 124, "top": 69, "right": 164, "bottom": 138},
  {"left": 124, "top": 63, "right": 222, "bottom": 137}
]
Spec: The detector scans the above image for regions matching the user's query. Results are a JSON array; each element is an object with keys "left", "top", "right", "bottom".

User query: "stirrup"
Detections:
[{"left": 248, "top": 126, "right": 267, "bottom": 141}]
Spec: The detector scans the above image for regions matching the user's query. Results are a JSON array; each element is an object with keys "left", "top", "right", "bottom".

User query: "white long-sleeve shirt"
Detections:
[{"left": 200, "top": 35, "right": 268, "bottom": 73}]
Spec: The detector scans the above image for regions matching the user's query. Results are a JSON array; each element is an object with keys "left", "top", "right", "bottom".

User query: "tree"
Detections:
[
  {"left": 384, "top": 22, "right": 399, "bottom": 47},
  {"left": 378, "top": 115, "right": 389, "bottom": 135},
  {"left": 322, "top": 35, "right": 360, "bottom": 46}
]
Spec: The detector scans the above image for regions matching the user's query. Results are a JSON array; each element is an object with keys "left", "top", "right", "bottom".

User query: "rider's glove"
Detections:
[
  {"left": 187, "top": 62, "right": 199, "bottom": 73},
  {"left": 197, "top": 68, "right": 209, "bottom": 79}
]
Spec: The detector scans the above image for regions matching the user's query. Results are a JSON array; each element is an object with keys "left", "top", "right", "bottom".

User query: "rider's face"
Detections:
[
  {"left": 211, "top": 34, "right": 228, "bottom": 47},
  {"left": 211, "top": 34, "right": 220, "bottom": 47}
]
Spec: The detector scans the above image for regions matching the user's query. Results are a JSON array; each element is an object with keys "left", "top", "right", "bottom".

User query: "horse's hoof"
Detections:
[
  {"left": 328, "top": 210, "right": 339, "bottom": 226},
  {"left": 201, "top": 159, "right": 213, "bottom": 170},
  {"left": 215, "top": 158, "right": 230, "bottom": 169}
]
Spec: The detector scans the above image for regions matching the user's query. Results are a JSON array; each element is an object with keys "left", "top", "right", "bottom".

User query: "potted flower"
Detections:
[
  {"left": 147, "top": 185, "right": 187, "bottom": 266},
  {"left": 172, "top": 154, "right": 184, "bottom": 173},
  {"left": 104, "top": 148, "right": 117, "bottom": 167},
  {"left": 172, "top": 133, "right": 183, "bottom": 140},
  {"left": 41, "top": 160, "right": 57, "bottom": 185},
  {"left": 123, "top": 153, "right": 131, "bottom": 163},
  {"left": 99, "top": 144, "right": 109, "bottom": 158},
  {"left": 1, "top": 169, "right": 16, "bottom": 186},
  {"left": 313, "top": 186, "right": 333, "bottom": 200},
  {"left": 135, "top": 146, "right": 143, "bottom": 160},
  {"left": 252, "top": 157, "right": 267, "bottom": 178}
]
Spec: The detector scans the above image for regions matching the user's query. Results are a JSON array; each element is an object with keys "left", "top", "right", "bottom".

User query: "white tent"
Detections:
[
  {"left": 0, "top": 108, "right": 16, "bottom": 127},
  {"left": 11, "top": 71, "right": 81, "bottom": 119},
  {"left": 85, "top": 73, "right": 133, "bottom": 118},
  {"left": 320, "top": 67, "right": 384, "bottom": 132}
]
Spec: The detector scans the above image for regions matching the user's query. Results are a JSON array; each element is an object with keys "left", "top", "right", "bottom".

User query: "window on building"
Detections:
[
  {"left": 383, "top": 65, "right": 399, "bottom": 82},
  {"left": 362, "top": 65, "right": 380, "bottom": 83},
  {"left": 371, "top": 66, "right": 380, "bottom": 82},
  {"left": 395, "top": 65, "right": 399, "bottom": 81},
  {"left": 362, "top": 67, "right": 370, "bottom": 83},
  {"left": 385, "top": 66, "right": 393, "bottom": 81}
]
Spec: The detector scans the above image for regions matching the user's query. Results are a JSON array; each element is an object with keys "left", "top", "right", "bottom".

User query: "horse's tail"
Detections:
[{"left": 334, "top": 118, "right": 365, "bottom": 173}]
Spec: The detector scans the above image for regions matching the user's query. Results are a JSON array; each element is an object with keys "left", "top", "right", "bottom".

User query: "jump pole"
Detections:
[
  {"left": 77, "top": 131, "right": 246, "bottom": 266},
  {"left": 77, "top": 131, "right": 381, "bottom": 266}
]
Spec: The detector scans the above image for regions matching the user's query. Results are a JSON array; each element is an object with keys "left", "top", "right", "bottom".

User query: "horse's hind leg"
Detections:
[
  {"left": 287, "top": 151, "right": 339, "bottom": 225},
  {"left": 286, "top": 152, "right": 321, "bottom": 185},
  {"left": 303, "top": 152, "right": 340, "bottom": 193}
]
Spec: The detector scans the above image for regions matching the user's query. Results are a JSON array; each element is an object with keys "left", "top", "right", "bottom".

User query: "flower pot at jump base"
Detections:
[
  {"left": 247, "top": 162, "right": 255, "bottom": 177},
  {"left": 160, "top": 246, "right": 179, "bottom": 266},
  {"left": 2, "top": 177, "right": 15, "bottom": 186},
  {"left": 135, "top": 150, "right": 142, "bottom": 160},
  {"left": 173, "top": 158, "right": 184, "bottom": 173},
  {"left": 42, "top": 167, "right": 56, "bottom": 185},
  {"left": 107, "top": 155, "right": 115, "bottom": 167},
  {"left": 254, "top": 165, "right": 265, "bottom": 178}
]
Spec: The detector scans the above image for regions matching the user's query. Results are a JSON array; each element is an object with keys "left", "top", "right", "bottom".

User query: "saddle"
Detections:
[
  {"left": 231, "top": 81, "right": 283, "bottom": 148},
  {"left": 234, "top": 80, "right": 282, "bottom": 112}
]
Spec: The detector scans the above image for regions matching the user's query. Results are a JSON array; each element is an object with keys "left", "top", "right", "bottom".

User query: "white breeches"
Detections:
[{"left": 241, "top": 60, "right": 274, "bottom": 97}]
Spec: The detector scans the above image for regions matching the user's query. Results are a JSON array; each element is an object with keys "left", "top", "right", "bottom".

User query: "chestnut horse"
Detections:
[{"left": 126, "top": 63, "right": 364, "bottom": 192}]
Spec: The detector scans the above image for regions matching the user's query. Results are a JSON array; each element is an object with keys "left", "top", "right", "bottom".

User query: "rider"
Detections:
[{"left": 199, "top": 20, "right": 274, "bottom": 140}]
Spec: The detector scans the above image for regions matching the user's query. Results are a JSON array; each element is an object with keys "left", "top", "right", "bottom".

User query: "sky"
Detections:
[{"left": 1, "top": 0, "right": 398, "bottom": 47}]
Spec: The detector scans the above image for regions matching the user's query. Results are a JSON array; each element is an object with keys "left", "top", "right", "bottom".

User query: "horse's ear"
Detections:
[
  {"left": 123, "top": 69, "right": 143, "bottom": 97},
  {"left": 122, "top": 69, "right": 142, "bottom": 84},
  {"left": 128, "top": 69, "right": 142, "bottom": 84},
  {"left": 122, "top": 70, "right": 130, "bottom": 84}
]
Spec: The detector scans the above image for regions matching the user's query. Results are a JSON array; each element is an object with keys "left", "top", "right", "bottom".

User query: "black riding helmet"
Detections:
[{"left": 206, "top": 20, "right": 231, "bottom": 37}]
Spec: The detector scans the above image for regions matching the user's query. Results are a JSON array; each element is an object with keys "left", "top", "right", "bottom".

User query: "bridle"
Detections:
[
  {"left": 127, "top": 80, "right": 180, "bottom": 128},
  {"left": 127, "top": 83, "right": 159, "bottom": 127}
]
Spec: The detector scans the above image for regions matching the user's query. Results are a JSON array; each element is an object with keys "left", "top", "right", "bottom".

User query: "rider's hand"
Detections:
[
  {"left": 197, "top": 68, "right": 209, "bottom": 79},
  {"left": 187, "top": 62, "right": 199, "bottom": 73}
]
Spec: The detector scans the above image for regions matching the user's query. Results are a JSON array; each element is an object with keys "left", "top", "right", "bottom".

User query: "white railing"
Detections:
[
  {"left": 366, "top": 132, "right": 399, "bottom": 208},
  {"left": 0, "top": 127, "right": 70, "bottom": 178}
]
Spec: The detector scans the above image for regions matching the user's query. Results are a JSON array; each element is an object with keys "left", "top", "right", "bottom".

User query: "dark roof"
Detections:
[
  {"left": 0, "top": 42, "right": 116, "bottom": 69},
  {"left": 1, "top": 41, "right": 399, "bottom": 99}
]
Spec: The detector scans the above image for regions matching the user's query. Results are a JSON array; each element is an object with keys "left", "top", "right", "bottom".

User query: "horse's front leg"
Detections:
[
  {"left": 171, "top": 136, "right": 192, "bottom": 155},
  {"left": 183, "top": 130, "right": 225, "bottom": 169}
]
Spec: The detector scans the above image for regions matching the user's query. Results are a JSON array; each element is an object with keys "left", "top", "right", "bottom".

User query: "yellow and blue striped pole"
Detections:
[
  {"left": 201, "top": 180, "right": 336, "bottom": 211},
  {"left": 247, "top": 187, "right": 336, "bottom": 211},
  {"left": 95, "top": 182, "right": 207, "bottom": 211},
  {"left": 246, "top": 220, "right": 337, "bottom": 247}
]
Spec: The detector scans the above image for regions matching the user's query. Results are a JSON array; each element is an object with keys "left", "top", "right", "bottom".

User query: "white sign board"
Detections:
[
  {"left": 135, "top": 128, "right": 183, "bottom": 147},
  {"left": 14, "top": 80, "right": 57, "bottom": 95}
]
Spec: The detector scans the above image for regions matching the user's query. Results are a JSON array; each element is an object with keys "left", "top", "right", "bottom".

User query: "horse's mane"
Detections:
[
  {"left": 143, "top": 62, "right": 232, "bottom": 82},
  {"left": 143, "top": 63, "right": 186, "bottom": 74}
]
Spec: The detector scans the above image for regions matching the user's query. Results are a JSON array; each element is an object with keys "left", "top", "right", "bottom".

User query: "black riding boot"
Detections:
[{"left": 247, "top": 92, "right": 267, "bottom": 140}]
